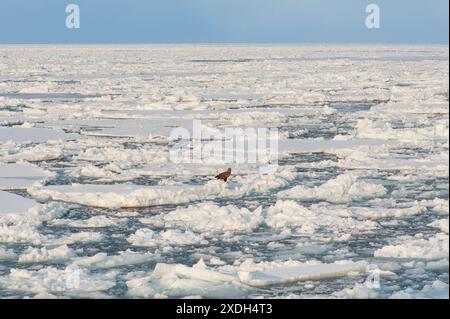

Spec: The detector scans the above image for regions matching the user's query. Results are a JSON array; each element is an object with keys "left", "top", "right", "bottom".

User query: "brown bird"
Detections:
[{"left": 215, "top": 168, "right": 231, "bottom": 182}]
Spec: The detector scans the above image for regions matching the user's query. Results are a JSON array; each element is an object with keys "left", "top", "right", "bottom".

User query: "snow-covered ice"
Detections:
[
  {"left": 0, "top": 163, "right": 54, "bottom": 190},
  {"left": 140, "top": 203, "right": 263, "bottom": 233},
  {"left": 374, "top": 233, "right": 449, "bottom": 260},
  {"left": 28, "top": 182, "right": 226, "bottom": 208},
  {"left": 18, "top": 245, "right": 76, "bottom": 263},
  {"left": 0, "top": 190, "right": 39, "bottom": 215},
  {"left": 277, "top": 173, "right": 387, "bottom": 204}
]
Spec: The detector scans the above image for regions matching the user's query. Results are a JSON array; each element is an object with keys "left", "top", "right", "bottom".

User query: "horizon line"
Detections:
[{"left": 0, "top": 42, "right": 449, "bottom": 46}]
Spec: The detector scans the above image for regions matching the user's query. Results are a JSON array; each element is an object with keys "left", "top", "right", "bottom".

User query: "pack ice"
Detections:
[{"left": 0, "top": 45, "right": 448, "bottom": 299}]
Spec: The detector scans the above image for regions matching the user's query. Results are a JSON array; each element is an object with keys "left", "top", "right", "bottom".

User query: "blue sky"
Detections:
[{"left": 0, "top": 0, "right": 448, "bottom": 44}]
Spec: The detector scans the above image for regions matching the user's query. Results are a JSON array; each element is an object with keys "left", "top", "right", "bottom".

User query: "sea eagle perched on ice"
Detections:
[{"left": 215, "top": 168, "right": 231, "bottom": 182}]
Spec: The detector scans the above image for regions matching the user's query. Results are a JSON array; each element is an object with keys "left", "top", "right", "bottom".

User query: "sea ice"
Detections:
[
  {"left": 277, "top": 173, "right": 386, "bottom": 203},
  {"left": 374, "top": 233, "right": 449, "bottom": 260},
  {"left": 18, "top": 245, "right": 76, "bottom": 263},
  {"left": 141, "top": 203, "right": 263, "bottom": 233},
  {"left": 72, "top": 250, "right": 155, "bottom": 269}
]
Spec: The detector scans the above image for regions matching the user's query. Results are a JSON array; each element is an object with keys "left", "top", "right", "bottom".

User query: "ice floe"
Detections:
[
  {"left": 50, "top": 215, "right": 127, "bottom": 228},
  {"left": 0, "top": 190, "right": 39, "bottom": 215},
  {"left": 334, "top": 283, "right": 378, "bottom": 299},
  {"left": 390, "top": 280, "right": 449, "bottom": 299},
  {"left": 0, "top": 247, "right": 17, "bottom": 261},
  {"left": 427, "top": 219, "right": 449, "bottom": 234},
  {"left": 0, "top": 224, "right": 45, "bottom": 245},
  {"left": 237, "top": 260, "right": 367, "bottom": 287},
  {"left": 0, "top": 163, "right": 54, "bottom": 190},
  {"left": 127, "top": 228, "right": 207, "bottom": 248},
  {"left": 0, "top": 266, "right": 117, "bottom": 297},
  {"left": 72, "top": 250, "right": 155, "bottom": 269},
  {"left": 0, "top": 127, "right": 77, "bottom": 143},
  {"left": 28, "top": 182, "right": 227, "bottom": 208},
  {"left": 265, "top": 200, "right": 378, "bottom": 235},
  {"left": 126, "top": 259, "right": 367, "bottom": 298},
  {"left": 374, "top": 233, "right": 449, "bottom": 260},
  {"left": 140, "top": 203, "right": 263, "bottom": 233},
  {"left": 278, "top": 173, "right": 386, "bottom": 203},
  {"left": 18, "top": 245, "right": 76, "bottom": 263}
]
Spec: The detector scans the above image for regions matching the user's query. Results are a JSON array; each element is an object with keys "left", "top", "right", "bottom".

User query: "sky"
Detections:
[{"left": 0, "top": 0, "right": 448, "bottom": 44}]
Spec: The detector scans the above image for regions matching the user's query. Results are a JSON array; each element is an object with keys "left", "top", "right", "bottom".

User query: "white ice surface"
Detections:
[
  {"left": 28, "top": 181, "right": 226, "bottom": 208},
  {"left": 0, "top": 191, "right": 39, "bottom": 215},
  {"left": 0, "top": 266, "right": 117, "bottom": 297},
  {"left": 18, "top": 245, "right": 76, "bottom": 263},
  {"left": 128, "top": 228, "right": 207, "bottom": 248},
  {"left": 0, "top": 163, "right": 54, "bottom": 190},
  {"left": 277, "top": 173, "right": 386, "bottom": 203},
  {"left": 50, "top": 215, "right": 127, "bottom": 228},
  {"left": 0, "top": 127, "right": 77, "bottom": 143},
  {"left": 390, "top": 280, "right": 449, "bottom": 299},
  {"left": 374, "top": 233, "right": 449, "bottom": 260},
  {"left": 428, "top": 219, "right": 449, "bottom": 234},
  {"left": 126, "top": 259, "right": 367, "bottom": 297},
  {"left": 72, "top": 250, "right": 155, "bottom": 269},
  {"left": 0, "top": 247, "right": 16, "bottom": 261},
  {"left": 264, "top": 200, "right": 378, "bottom": 235},
  {"left": 141, "top": 203, "right": 263, "bottom": 233},
  {"left": 238, "top": 261, "right": 367, "bottom": 287},
  {"left": 0, "top": 45, "right": 448, "bottom": 299}
]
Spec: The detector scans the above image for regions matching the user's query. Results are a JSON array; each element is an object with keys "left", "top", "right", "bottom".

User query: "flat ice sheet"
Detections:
[
  {"left": 28, "top": 182, "right": 223, "bottom": 208},
  {"left": 240, "top": 261, "right": 367, "bottom": 287},
  {"left": 0, "top": 127, "right": 77, "bottom": 143},
  {"left": 0, "top": 190, "right": 38, "bottom": 215}
]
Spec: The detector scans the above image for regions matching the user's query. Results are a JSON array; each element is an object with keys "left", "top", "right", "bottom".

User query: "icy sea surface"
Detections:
[{"left": 0, "top": 45, "right": 448, "bottom": 299}]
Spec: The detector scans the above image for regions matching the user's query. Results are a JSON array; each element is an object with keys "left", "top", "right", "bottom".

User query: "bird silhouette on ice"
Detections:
[{"left": 215, "top": 168, "right": 231, "bottom": 182}]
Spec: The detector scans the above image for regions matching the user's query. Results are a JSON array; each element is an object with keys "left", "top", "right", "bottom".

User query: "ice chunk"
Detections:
[
  {"left": 0, "top": 266, "right": 117, "bottom": 296},
  {"left": 0, "top": 163, "right": 54, "bottom": 190},
  {"left": 278, "top": 138, "right": 396, "bottom": 154},
  {"left": 126, "top": 228, "right": 157, "bottom": 248},
  {"left": 0, "top": 163, "right": 51, "bottom": 179},
  {"left": 28, "top": 181, "right": 226, "bottom": 208},
  {"left": 0, "top": 191, "right": 39, "bottom": 215},
  {"left": 126, "top": 260, "right": 246, "bottom": 298},
  {"left": 428, "top": 219, "right": 449, "bottom": 234},
  {"left": 266, "top": 200, "right": 335, "bottom": 232},
  {"left": 0, "top": 201, "right": 67, "bottom": 225},
  {"left": 390, "top": 280, "right": 449, "bottom": 299},
  {"left": 350, "top": 205, "right": 426, "bottom": 219},
  {"left": 425, "top": 259, "right": 449, "bottom": 271},
  {"left": 0, "top": 127, "right": 77, "bottom": 143},
  {"left": 158, "top": 229, "right": 207, "bottom": 246},
  {"left": 142, "top": 203, "right": 263, "bottom": 233},
  {"left": 127, "top": 228, "right": 207, "bottom": 247},
  {"left": 238, "top": 261, "right": 367, "bottom": 287},
  {"left": 126, "top": 259, "right": 367, "bottom": 297},
  {"left": 277, "top": 173, "right": 386, "bottom": 203},
  {"left": 374, "top": 233, "right": 449, "bottom": 260},
  {"left": 50, "top": 215, "right": 127, "bottom": 228},
  {"left": 0, "top": 224, "right": 45, "bottom": 245},
  {"left": 421, "top": 198, "right": 449, "bottom": 215},
  {"left": 334, "top": 283, "right": 378, "bottom": 299},
  {"left": 0, "top": 247, "right": 16, "bottom": 261},
  {"left": 57, "top": 232, "right": 104, "bottom": 244},
  {"left": 18, "top": 245, "right": 76, "bottom": 263},
  {"left": 72, "top": 250, "right": 155, "bottom": 269},
  {"left": 0, "top": 144, "right": 63, "bottom": 162}
]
